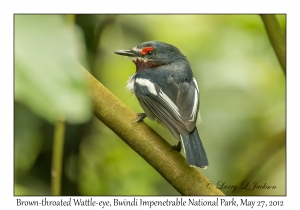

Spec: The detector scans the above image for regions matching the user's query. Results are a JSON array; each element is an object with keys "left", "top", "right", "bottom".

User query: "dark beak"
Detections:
[{"left": 115, "top": 49, "right": 137, "bottom": 57}]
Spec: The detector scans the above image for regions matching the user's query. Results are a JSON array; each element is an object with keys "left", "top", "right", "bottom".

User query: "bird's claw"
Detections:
[
  {"left": 172, "top": 141, "right": 182, "bottom": 152},
  {"left": 134, "top": 112, "right": 147, "bottom": 122}
]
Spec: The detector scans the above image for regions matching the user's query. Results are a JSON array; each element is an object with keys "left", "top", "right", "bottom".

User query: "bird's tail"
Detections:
[{"left": 181, "top": 128, "right": 208, "bottom": 168}]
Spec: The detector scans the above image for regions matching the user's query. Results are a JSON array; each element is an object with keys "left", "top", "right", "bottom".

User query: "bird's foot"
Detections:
[
  {"left": 172, "top": 141, "right": 182, "bottom": 152},
  {"left": 134, "top": 112, "right": 147, "bottom": 122}
]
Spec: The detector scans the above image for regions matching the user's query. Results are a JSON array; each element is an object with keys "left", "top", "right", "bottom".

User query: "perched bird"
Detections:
[{"left": 115, "top": 41, "right": 208, "bottom": 168}]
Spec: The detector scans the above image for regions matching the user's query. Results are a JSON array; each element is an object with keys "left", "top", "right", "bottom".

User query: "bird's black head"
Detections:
[{"left": 115, "top": 41, "right": 188, "bottom": 72}]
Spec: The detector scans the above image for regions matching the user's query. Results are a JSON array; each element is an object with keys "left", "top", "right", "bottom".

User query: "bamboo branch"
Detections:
[
  {"left": 80, "top": 64, "right": 224, "bottom": 196},
  {"left": 51, "top": 119, "right": 65, "bottom": 195},
  {"left": 260, "top": 14, "right": 286, "bottom": 74}
]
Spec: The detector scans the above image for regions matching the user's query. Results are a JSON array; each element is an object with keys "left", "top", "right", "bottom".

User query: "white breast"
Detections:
[{"left": 126, "top": 74, "right": 136, "bottom": 93}]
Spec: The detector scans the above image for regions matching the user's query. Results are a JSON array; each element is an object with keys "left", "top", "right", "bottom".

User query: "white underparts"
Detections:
[{"left": 126, "top": 74, "right": 136, "bottom": 93}]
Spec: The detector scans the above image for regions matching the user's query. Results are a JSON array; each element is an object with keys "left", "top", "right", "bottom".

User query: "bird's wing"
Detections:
[
  {"left": 134, "top": 76, "right": 199, "bottom": 139},
  {"left": 176, "top": 77, "right": 199, "bottom": 131}
]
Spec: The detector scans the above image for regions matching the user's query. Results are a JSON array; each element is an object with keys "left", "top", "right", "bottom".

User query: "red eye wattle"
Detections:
[{"left": 141, "top": 47, "right": 154, "bottom": 55}]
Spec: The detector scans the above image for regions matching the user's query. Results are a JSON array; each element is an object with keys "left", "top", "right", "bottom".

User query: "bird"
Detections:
[{"left": 115, "top": 41, "right": 208, "bottom": 168}]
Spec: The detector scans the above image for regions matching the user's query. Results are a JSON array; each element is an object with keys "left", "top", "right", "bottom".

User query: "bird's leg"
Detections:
[
  {"left": 135, "top": 112, "right": 147, "bottom": 122},
  {"left": 172, "top": 141, "right": 182, "bottom": 152}
]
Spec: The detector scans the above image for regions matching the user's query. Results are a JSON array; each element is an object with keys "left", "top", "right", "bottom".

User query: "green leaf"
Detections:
[{"left": 15, "top": 15, "right": 91, "bottom": 123}]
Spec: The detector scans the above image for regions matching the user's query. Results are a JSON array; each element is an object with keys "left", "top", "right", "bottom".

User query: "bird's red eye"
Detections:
[{"left": 141, "top": 47, "right": 154, "bottom": 55}]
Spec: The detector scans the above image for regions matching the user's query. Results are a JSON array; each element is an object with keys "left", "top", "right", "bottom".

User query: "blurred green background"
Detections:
[{"left": 14, "top": 14, "right": 286, "bottom": 196}]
